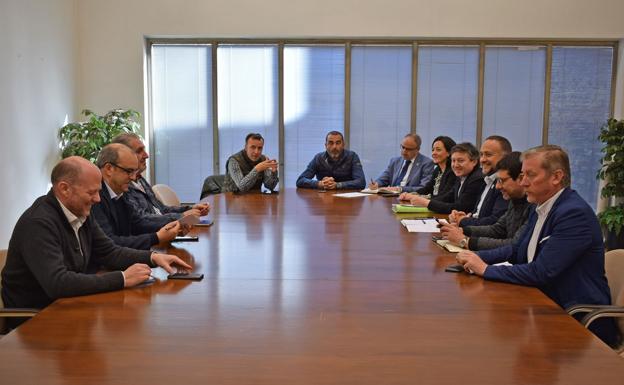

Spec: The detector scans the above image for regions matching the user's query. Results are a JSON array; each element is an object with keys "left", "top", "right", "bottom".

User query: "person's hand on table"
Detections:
[
  {"left": 409, "top": 194, "right": 430, "bottom": 207},
  {"left": 183, "top": 208, "right": 201, "bottom": 217},
  {"left": 456, "top": 251, "right": 487, "bottom": 276},
  {"left": 123, "top": 264, "right": 153, "bottom": 287},
  {"left": 398, "top": 192, "right": 413, "bottom": 201},
  {"left": 449, "top": 210, "right": 471, "bottom": 225},
  {"left": 193, "top": 203, "right": 210, "bottom": 216},
  {"left": 179, "top": 224, "right": 192, "bottom": 236},
  {"left": 440, "top": 224, "right": 465, "bottom": 245},
  {"left": 319, "top": 177, "right": 336, "bottom": 190},
  {"left": 157, "top": 221, "right": 180, "bottom": 243},
  {"left": 151, "top": 252, "right": 193, "bottom": 274}
]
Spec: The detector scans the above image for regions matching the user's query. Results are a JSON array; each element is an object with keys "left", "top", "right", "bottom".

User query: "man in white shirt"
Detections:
[{"left": 456, "top": 145, "right": 617, "bottom": 346}]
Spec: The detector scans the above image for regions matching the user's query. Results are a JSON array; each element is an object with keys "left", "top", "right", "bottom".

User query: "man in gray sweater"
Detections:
[{"left": 439, "top": 152, "right": 532, "bottom": 251}]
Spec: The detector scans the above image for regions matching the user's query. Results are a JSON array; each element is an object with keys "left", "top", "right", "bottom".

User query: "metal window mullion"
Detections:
[
  {"left": 476, "top": 43, "right": 485, "bottom": 147},
  {"left": 609, "top": 42, "right": 619, "bottom": 118},
  {"left": 344, "top": 42, "right": 351, "bottom": 148},
  {"left": 145, "top": 40, "right": 156, "bottom": 184},
  {"left": 212, "top": 43, "right": 219, "bottom": 174},
  {"left": 411, "top": 42, "right": 418, "bottom": 135},
  {"left": 278, "top": 43, "right": 285, "bottom": 190},
  {"left": 542, "top": 44, "right": 553, "bottom": 145}
]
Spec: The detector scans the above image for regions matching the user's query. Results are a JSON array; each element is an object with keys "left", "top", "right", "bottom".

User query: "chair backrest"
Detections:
[
  {"left": 0, "top": 249, "right": 6, "bottom": 308},
  {"left": 152, "top": 184, "right": 181, "bottom": 207},
  {"left": 200, "top": 174, "right": 226, "bottom": 199},
  {"left": 605, "top": 249, "right": 624, "bottom": 335}
]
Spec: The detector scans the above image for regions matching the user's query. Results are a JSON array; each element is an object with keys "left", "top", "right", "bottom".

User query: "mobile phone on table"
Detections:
[
  {"left": 167, "top": 272, "right": 204, "bottom": 280},
  {"left": 171, "top": 235, "right": 199, "bottom": 242}
]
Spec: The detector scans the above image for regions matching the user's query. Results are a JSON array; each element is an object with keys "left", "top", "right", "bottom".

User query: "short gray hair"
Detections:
[
  {"left": 112, "top": 132, "right": 142, "bottom": 147},
  {"left": 403, "top": 133, "right": 422, "bottom": 150},
  {"left": 521, "top": 145, "right": 571, "bottom": 187}
]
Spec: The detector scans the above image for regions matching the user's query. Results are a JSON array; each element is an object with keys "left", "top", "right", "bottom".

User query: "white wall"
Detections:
[{"left": 0, "top": 0, "right": 77, "bottom": 248}]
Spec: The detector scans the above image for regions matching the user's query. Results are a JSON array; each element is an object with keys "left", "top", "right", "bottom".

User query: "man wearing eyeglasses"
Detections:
[
  {"left": 91, "top": 144, "right": 180, "bottom": 250},
  {"left": 439, "top": 152, "right": 532, "bottom": 251},
  {"left": 368, "top": 133, "right": 433, "bottom": 193},
  {"left": 111, "top": 133, "right": 210, "bottom": 220}
]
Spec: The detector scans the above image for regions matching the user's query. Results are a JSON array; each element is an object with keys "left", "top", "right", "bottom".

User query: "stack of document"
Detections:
[
  {"left": 360, "top": 187, "right": 400, "bottom": 197},
  {"left": 434, "top": 239, "right": 464, "bottom": 253},
  {"left": 392, "top": 204, "right": 433, "bottom": 214},
  {"left": 400, "top": 219, "right": 440, "bottom": 233}
]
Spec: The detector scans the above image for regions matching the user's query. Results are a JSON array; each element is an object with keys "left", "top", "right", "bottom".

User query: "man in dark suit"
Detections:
[
  {"left": 368, "top": 133, "right": 434, "bottom": 193},
  {"left": 450, "top": 135, "right": 510, "bottom": 227},
  {"left": 409, "top": 142, "right": 485, "bottom": 214},
  {"left": 457, "top": 145, "right": 618, "bottom": 346},
  {"left": 112, "top": 133, "right": 210, "bottom": 218},
  {"left": 1, "top": 157, "right": 191, "bottom": 323},
  {"left": 91, "top": 144, "right": 180, "bottom": 250}
]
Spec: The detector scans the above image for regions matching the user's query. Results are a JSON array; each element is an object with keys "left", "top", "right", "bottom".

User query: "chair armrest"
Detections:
[
  {"left": 581, "top": 306, "right": 624, "bottom": 328},
  {"left": 566, "top": 304, "right": 604, "bottom": 317},
  {"left": 0, "top": 308, "right": 39, "bottom": 317}
]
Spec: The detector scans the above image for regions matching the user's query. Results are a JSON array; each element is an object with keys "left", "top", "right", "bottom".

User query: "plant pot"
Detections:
[{"left": 605, "top": 229, "right": 624, "bottom": 251}]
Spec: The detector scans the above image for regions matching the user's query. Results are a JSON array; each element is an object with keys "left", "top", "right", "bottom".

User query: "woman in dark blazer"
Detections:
[{"left": 398, "top": 135, "right": 457, "bottom": 201}]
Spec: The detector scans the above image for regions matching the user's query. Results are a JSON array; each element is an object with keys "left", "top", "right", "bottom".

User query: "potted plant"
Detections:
[
  {"left": 59, "top": 108, "right": 142, "bottom": 162},
  {"left": 597, "top": 118, "right": 624, "bottom": 250}
]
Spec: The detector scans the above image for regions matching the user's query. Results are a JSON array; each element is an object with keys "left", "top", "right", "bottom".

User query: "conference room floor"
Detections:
[{"left": 0, "top": 189, "right": 622, "bottom": 384}]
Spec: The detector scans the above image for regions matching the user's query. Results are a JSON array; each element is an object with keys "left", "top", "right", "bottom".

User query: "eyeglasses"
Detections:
[
  {"left": 401, "top": 145, "right": 418, "bottom": 152},
  {"left": 108, "top": 162, "right": 139, "bottom": 176}
]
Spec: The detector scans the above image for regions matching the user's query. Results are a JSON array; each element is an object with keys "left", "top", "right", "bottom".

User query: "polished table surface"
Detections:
[{"left": 0, "top": 189, "right": 622, "bottom": 384}]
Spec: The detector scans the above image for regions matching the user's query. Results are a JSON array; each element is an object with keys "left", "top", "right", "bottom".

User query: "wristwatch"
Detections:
[{"left": 459, "top": 237, "right": 468, "bottom": 249}]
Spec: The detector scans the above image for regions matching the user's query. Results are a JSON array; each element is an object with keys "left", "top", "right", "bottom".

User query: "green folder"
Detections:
[{"left": 391, "top": 204, "right": 433, "bottom": 214}]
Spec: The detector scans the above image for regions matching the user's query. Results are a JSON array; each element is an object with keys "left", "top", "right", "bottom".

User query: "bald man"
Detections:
[{"left": 1, "top": 156, "right": 191, "bottom": 328}]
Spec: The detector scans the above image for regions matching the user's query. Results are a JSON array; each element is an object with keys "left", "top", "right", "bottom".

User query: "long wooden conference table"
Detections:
[{"left": 0, "top": 189, "right": 622, "bottom": 384}]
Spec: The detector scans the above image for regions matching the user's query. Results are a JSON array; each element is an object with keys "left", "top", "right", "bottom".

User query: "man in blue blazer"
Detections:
[
  {"left": 457, "top": 145, "right": 618, "bottom": 347},
  {"left": 368, "top": 133, "right": 434, "bottom": 193}
]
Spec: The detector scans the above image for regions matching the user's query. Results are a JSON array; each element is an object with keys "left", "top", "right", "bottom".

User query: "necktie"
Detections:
[{"left": 395, "top": 160, "right": 412, "bottom": 186}]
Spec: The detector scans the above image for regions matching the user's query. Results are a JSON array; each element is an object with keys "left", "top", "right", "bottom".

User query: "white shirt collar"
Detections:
[
  {"left": 56, "top": 198, "right": 86, "bottom": 230},
  {"left": 131, "top": 180, "right": 145, "bottom": 193},
  {"left": 104, "top": 181, "right": 123, "bottom": 200},
  {"left": 535, "top": 188, "right": 565, "bottom": 217},
  {"left": 484, "top": 173, "right": 497, "bottom": 185}
]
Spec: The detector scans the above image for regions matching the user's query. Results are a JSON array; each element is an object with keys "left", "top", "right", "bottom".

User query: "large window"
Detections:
[
  {"left": 148, "top": 40, "right": 615, "bottom": 207},
  {"left": 284, "top": 45, "right": 345, "bottom": 186},
  {"left": 217, "top": 45, "right": 279, "bottom": 175},
  {"left": 151, "top": 45, "right": 213, "bottom": 201},
  {"left": 416, "top": 46, "right": 479, "bottom": 152},
  {"left": 549, "top": 47, "right": 613, "bottom": 210},
  {"left": 483, "top": 46, "right": 545, "bottom": 151},
  {"left": 350, "top": 45, "right": 412, "bottom": 182}
]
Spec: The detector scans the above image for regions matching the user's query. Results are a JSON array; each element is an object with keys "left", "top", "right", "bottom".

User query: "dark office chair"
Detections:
[
  {"left": 0, "top": 249, "right": 39, "bottom": 335},
  {"left": 567, "top": 249, "right": 624, "bottom": 356},
  {"left": 200, "top": 174, "right": 226, "bottom": 199}
]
